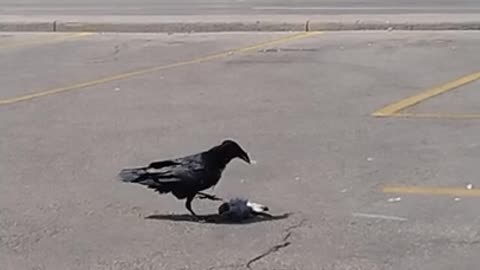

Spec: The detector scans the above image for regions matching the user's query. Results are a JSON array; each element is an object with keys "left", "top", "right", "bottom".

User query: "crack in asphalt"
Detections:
[
  {"left": 245, "top": 241, "right": 291, "bottom": 269},
  {"left": 246, "top": 218, "right": 307, "bottom": 269},
  {"left": 205, "top": 218, "right": 307, "bottom": 270}
]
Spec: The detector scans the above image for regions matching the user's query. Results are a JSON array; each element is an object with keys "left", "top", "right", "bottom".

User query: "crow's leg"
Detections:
[
  {"left": 185, "top": 194, "right": 198, "bottom": 217},
  {"left": 196, "top": 192, "right": 223, "bottom": 201}
]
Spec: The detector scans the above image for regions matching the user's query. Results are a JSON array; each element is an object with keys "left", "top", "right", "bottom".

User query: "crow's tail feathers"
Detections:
[
  {"left": 118, "top": 167, "right": 148, "bottom": 183},
  {"left": 118, "top": 167, "right": 172, "bottom": 194}
]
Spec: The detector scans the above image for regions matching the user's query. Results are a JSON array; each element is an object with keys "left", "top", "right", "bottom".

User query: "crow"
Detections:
[{"left": 118, "top": 140, "right": 250, "bottom": 218}]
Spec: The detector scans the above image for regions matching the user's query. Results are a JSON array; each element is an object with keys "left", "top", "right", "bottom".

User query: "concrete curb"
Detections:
[
  {"left": 56, "top": 22, "right": 307, "bottom": 33},
  {"left": 1, "top": 15, "right": 480, "bottom": 32},
  {"left": 309, "top": 22, "right": 480, "bottom": 31},
  {"left": 0, "top": 21, "right": 54, "bottom": 32}
]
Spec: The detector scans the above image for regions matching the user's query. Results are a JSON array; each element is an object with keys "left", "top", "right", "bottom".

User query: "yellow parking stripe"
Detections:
[
  {"left": 372, "top": 71, "right": 480, "bottom": 117},
  {"left": 383, "top": 186, "right": 480, "bottom": 197},
  {"left": 0, "top": 32, "right": 321, "bottom": 106}
]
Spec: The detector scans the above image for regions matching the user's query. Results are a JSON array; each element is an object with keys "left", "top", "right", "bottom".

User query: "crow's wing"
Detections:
[{"left": 145, "top": 154, "right": 207, "bottom": 183}]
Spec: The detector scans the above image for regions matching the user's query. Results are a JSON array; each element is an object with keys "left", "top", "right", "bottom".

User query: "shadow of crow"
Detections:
[{"left": 147, "top": 198, "right": 291, "bottom": 224}]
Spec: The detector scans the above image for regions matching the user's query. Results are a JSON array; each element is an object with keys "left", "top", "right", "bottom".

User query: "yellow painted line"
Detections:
[
  {"left": 0, "top": 32, "right": 93, "bottom": 50},
  {"left": 383, "top": 186, "right": 480, "bottom": 197},
  {"left": 0, "top": 31, "right": 321, "bottom": 106},
  {"left": 392, "top": 112, "right": 480, "bottom": 119},
  {"left": 372, "top": 71, "right": 480, "bottom": 117}
]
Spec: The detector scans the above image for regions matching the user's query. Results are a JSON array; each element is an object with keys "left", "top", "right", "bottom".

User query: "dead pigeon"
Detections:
[{"left": 218, "top": 198, "right": 270, "bottom": 222}]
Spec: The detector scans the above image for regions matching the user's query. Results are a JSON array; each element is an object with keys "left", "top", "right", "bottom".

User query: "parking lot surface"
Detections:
[{"left": 1, "top": 31, "right": 480, "bottom": 270}]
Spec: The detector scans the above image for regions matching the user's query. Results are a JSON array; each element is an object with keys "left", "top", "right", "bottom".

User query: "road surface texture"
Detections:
[
  {"left": 1, "top": 31, "right": 480, "bottom": 269},
  {"left": 1, "top": 0, "right": 480, "bottom": 15}
]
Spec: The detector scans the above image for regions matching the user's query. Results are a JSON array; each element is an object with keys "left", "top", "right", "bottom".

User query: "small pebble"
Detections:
[
  {"left": 114, "top": 87, "right": 120, "bottom": 91},
  {"left": 250, "top": 159, "right": 257, "bottom": 165},
  {"left": 367, "top": 157, "right": 374, "bottom": 161},
  {"left": 466, "top": 184, "right": 473, "bottom": 190},
  {"left": 454, "top": 197, "right": 461, "bottom": 202}
]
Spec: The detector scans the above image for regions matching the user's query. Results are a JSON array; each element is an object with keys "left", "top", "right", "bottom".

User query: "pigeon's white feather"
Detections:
[{"left": 246, "top": 201, "right": 268, "bottom": 213}]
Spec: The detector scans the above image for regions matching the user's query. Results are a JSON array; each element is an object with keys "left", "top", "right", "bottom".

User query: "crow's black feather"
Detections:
[{"left": 119, "top": 140, "right": 250, "bottom": 217}]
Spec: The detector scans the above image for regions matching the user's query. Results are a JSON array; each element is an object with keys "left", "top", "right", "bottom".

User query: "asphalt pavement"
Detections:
[
  {"left": 1, "top": 31, "right": 480, "bottom": 270},
  {"left": 2, "top": 0, "right": 480, "bottom": 32},
  {"left": 2, "top": 0, "right": 480, "bottom": 15}
]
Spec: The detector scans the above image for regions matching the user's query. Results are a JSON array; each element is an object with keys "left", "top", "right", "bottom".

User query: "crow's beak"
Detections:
[{"left": 240, "top": 151, "right": 250, "bottom": 164}]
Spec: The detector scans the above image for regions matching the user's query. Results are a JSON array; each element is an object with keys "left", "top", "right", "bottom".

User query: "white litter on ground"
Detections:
[{"left": 387, "top": 197, "right": 402, "bottom": 203}]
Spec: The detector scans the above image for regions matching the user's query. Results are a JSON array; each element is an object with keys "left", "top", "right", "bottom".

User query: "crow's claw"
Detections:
[{"left": 196, "top": 192, "right": 223, "bottom": 201}]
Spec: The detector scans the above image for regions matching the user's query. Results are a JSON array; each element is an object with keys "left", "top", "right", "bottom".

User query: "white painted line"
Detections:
[{"left": 352, "top": 213, "right": 407, "bottom": 221}]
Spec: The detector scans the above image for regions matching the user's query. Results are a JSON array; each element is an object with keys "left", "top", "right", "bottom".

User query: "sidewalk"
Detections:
[{"left": 1, "top": 14, "right": 480, "bottom": 32}]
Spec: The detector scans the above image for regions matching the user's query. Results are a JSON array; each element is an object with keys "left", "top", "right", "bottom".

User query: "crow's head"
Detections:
[{"left": 219, "top": 140, "right": 250, "bottom": 164}]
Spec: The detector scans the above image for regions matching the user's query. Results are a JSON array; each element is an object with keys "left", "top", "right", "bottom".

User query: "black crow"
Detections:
[
  {"left": 218, "top": 198, "right": 270, "bottom": 222},
  {"left": 118, "top": 140, "right": 250, "bottom": 217}
]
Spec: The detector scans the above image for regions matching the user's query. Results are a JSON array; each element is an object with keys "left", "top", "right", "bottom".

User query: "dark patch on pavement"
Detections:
[{"left": 145, "top": 213, "right": 291, "bottom": 225}]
